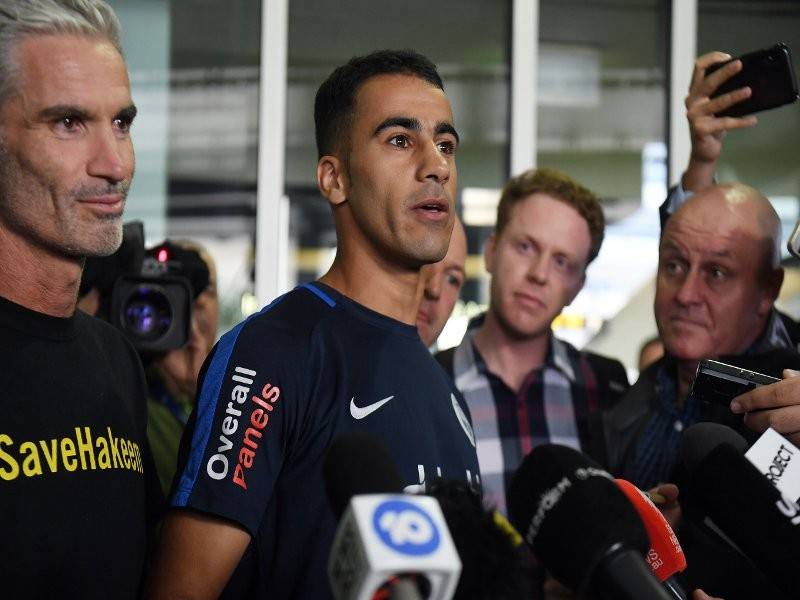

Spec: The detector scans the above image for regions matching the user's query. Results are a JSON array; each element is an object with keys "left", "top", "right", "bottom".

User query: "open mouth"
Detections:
[{"left": 412, "top": 199, "right": 449, "bottom": 220}]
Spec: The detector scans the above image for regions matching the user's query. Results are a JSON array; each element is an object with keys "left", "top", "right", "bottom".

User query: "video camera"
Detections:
[{"left": 80, "top": 221, "right": 209, "bottom": 353}]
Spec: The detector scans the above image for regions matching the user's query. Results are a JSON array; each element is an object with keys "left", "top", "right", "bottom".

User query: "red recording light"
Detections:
[{"left": 157, "top": 248, "right": 169, "bottom": 263}]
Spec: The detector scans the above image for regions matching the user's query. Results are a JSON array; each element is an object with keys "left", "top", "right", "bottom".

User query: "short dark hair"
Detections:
[
  {"left": 314, "top": 49, "right": 444, "bottom": 158},
  {"left": 495, "top": 167, "right": 605, "bottom": 265}
]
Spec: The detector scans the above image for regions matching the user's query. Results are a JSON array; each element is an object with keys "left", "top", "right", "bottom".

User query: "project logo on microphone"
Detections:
[{"left": 372, "top": 499, "right": 441, "bottom": 556}]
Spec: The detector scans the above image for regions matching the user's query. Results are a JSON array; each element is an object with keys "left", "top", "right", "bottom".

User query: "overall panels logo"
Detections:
[{"left": 372, "top": 499, "right": 441, "bottom": 556}]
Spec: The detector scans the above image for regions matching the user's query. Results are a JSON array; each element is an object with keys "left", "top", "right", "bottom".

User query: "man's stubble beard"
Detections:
[
  {"left": 343, "top": 167, "right": 452, "bottom": 270},
  {"left": 0, "top": 140, "right": 130, "bottom": 259}
]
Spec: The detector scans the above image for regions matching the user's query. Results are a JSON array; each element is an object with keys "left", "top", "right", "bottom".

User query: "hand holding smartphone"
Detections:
[
  {"left": 706, "top": 43, "right": 799, "bottom": 118},
  {"left": 690, "top": 359, "right": 780, "bottom": 407}
]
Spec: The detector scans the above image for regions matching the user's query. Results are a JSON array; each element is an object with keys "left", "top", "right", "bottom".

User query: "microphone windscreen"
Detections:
[
  {"left": 614, "top": 479, "right": 687, "bottom": 581},
  {"left": 679, "top": 422, "right": 747, "bottom": 475},
  {"left": 507, "top": 444, "right": 649, "bottom": 591},
  {"left": 681, "top": 439, "right": 800, "bottom": 595},
  {"left": 427, "top": 480, "right": 532, "bottom": 600},
  {"left": 323, "top": 430, "right": 404, "bottom": 519}
]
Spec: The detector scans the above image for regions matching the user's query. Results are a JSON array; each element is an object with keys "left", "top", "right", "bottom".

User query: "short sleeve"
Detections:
[{"left": 170, "top": 314, "right": 306, "bottom": 534}]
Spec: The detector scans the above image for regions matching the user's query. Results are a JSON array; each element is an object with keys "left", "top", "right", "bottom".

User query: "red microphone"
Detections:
[{"left": 615, "top": 479, "right": 688, "bottom": 600}]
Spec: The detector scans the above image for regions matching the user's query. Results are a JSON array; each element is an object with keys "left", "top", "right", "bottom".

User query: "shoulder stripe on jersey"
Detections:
[
  {"left": 301, "top": 282, "right": 336, "bottom": 307},
  {"left": 172, "top": 293, "right": 287, "bottom": 506}
]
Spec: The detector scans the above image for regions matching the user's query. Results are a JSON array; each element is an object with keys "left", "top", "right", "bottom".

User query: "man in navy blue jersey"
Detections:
[{"left": 149, "top": 50, "right": 481, "bottom": 599}]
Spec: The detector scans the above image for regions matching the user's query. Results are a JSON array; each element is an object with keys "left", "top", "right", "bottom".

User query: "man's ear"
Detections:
[
  {"left": 758, "top": 266, "right": 784, "bottom": 316},
  {"left": 483, "top": 233, "right": 497, "bottom": 275},
  {"left": 317, "top": 155, "right": 348, "bottom": 207}
]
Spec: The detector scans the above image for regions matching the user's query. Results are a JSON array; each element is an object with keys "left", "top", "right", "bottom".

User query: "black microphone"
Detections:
[
  {"left": 507, "top": 444, "right": 672, "bottom": 600},
  {"left": 426, "top": 479, "right": 532, "bottom": 600},
  {"left": 680, "top": 423, "right": 800, "bottom": 597},
  {"left": 323, "top": 430, "right": 405, "bottom": 518}
]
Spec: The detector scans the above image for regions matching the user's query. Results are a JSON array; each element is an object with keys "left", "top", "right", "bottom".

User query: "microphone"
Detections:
[
  {"left": 680, "top": 423, "right": 800, "bottom": 597},
  {"left": 614, "top": 479, "right": 688, "bottom": 600},
  {"left": 426, "top": 479, "right": 532, "bottom": 599},
  {"left": 744, "top": 427, "right": 800, "bottom": 505},
  {"left": 506, "top": 444, "right": 672, "bottom": 600},
  {"left": 323, "top": 430, "right": 405, "bottom": 518},
  {"left": 323, "top": 431, "right": 462, "bottom": 600}
]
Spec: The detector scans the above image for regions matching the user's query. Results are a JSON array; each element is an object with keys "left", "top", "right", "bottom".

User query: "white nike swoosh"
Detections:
[{"left": 350, "top": 395, "right": 395, "bottom": 420}]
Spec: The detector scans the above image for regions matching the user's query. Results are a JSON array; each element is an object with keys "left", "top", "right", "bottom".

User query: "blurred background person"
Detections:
[
  {"left": 416, "top": 216, "right": 467, "bottom": 348},
  {"left": 145, "top": 240, "right": 218, "bottom": 494},
  {"left": 437, "top": 168, "right": 629, "bottom": 516},
  {"left": 603, "top": 49, "right": 800, "bottom": 491},
  {"left": 80, "top": 235, "right": 219, "bottom": 494},
  {"left": 605, "top": 183, "right": 788, "bottom": 490}
]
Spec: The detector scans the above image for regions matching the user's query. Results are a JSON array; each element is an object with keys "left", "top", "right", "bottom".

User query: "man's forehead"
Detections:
[
  {"left": 13, "top": 34, "right": 131, "bottom": 108},
  {"left": 509, "top": 193, "right": 587, "bottom": 234},
  {"left": 352, "top": 73, "right": 453, "bottom": 127},
  {"left": 661, "top": 216, "right": 758, "bottom": 259}
]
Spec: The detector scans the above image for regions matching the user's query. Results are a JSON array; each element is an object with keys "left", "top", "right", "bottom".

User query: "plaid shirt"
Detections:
[{"left": 437, "top": 328, "right": 628, "bottom": 515}]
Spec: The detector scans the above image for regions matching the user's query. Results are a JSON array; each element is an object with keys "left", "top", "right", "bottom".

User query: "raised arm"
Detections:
[{"left": 681, "top": 51, "right": 758, "bottom": 193}]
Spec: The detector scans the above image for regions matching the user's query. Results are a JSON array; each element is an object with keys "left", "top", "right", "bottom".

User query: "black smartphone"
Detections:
[
  {"left": 707, "top": 43, "right": 799, "bottom": 117},
  {"left": 690, "top": 359, "right": 780, "bottom": 406}
]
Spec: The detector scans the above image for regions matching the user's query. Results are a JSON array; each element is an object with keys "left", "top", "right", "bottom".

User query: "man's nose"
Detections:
[
  {"left": 675, "top": 268, "right": 703, "bottom": 306},
  {"left": 527, "top": 253, "right": 549, "bottom": 285},
  {"left": 87, "top": 126, "right": 130, "bottom": 183},
  {"left": 423, "top": 268, "right": 443, "bottom": 300},
  {"left": 417, "top": 140, "right": 451, "bottom": 185}
]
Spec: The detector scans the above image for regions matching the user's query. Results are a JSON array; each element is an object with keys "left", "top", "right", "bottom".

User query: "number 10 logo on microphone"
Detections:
[{"left": 372, "top": 500, "right": 441, "bottom": 556}]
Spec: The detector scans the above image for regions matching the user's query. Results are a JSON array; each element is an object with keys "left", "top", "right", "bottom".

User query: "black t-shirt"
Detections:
[
  {"left": 0, "top": 295, "right": 160, "bottom": 599},
  {"left": 171, "top": 282, "right": 480, "bottom": 599}
]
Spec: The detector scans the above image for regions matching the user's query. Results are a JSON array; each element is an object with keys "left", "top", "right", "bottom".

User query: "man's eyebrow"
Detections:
[
  {"left": 435, "top": 121, "right": 459, "bottom": 144},
  {"left": 705, "top": 249, "right": 733, "bottom": 259},
  {"left": 117, "top": 104, "right": 138, "bottom": 121},
  {"left": 38, "top": 105, "right": 91, "bottom": 121},
  {"left": 37, "top": 103, "right": 138, "bottom": 122},
  {"left": 660, "top": 239, "right": 733, "bottom": 259},
  {"left": 660, "top": 238, "right": 686, "bottom": 254},
  {"left": 372, "top": 117, "right": 460, "bottom": 144},
  {"left": 373, "top": 117, "right": 420, "bottom": 137}
]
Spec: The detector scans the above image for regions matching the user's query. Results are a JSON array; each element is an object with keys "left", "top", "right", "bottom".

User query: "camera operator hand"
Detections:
[
  {"left": 682, "top": 51, "right": 758, "bottom": 193},
  {"left": 731, "top": 369, "right": 800, "bottom": 445}
]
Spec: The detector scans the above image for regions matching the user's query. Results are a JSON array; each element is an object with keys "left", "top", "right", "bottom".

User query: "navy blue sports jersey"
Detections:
[{"left": 171, "top": 282, "right": 480, "bottom": 598}]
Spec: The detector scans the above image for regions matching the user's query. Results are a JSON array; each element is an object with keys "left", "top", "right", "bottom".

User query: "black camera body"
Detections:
[
  {"left": 110, "top": 256, "right": 192, "bottom": 353},
  {"left": 82, "top": 221, "right": 198, "bottom": 354}
]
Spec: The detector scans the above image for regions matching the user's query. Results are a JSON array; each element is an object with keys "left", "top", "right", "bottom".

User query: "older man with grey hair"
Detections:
[
  {"left": 0, "top": 1, "right": 158, "bottom": 597},
  {"left": 605, "top": 183, "right": 792, "bottom": 489}
]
